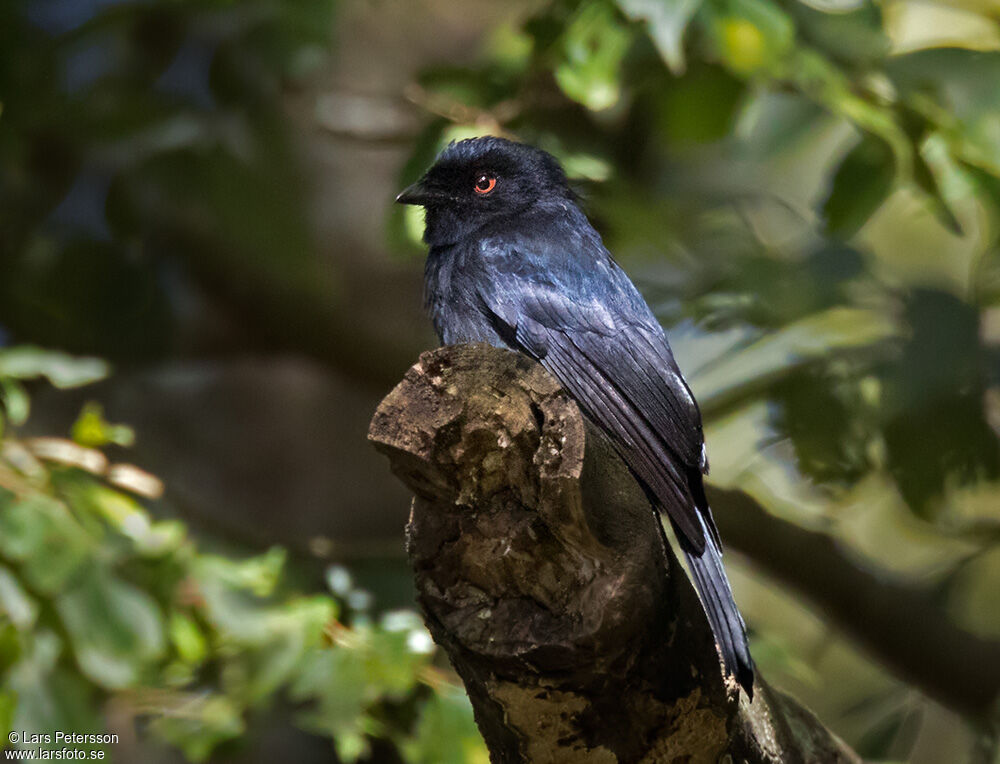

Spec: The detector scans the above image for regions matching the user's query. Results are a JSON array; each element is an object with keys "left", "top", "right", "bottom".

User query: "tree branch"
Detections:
[
  {"left": 707, "top": 486, "right": 1000, "bottom": 719},
  {"left": 369, "top": 343, "right": 858, "bottom": 763}
]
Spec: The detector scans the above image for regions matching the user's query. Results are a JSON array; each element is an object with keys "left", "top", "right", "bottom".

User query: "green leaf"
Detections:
[
  {"left": 213, "top": 595, "right": 333, "bottom": 702},
  {"left": 705, "top": 0, "right": 796, "bottom": 76},
  {"left": 0, "top": 347, "right": 109, "bottom": 389},
  {"left": 656, "top": 64, "right": 745, "bottom": 145},
  {"left": 486, "top": 22, "right": 534, "bottom": 73},
  {"left": 56, "top": 566, "right": 166, "bottom": 689},
  {"left": 71, "top": 402, "right": 135, "bottom": 448},
  {"left": 618, "top": 0, "right": 703, "bottom": 75},
  {"left": 771, "top": 366, "right": 874, "bottom": 484},
  {"left": 58, "top": 476, "right": 181, "bottom": 555},
  {"left": 7, "top": 631, "right": 103, "bottom": 748},
  {"left": 888, "top": 49, "right": 1000, "bottom": 176},
  {"left": 784, "top": 0, "right": 888, "bottom": 68},
  {"left": 196, "top": 547, "right": 288, "bottom": 599},
  {"left": 880, "top": 289, "right": 998, "bottom": 515},
  {"left": 822, "top": 134, "right": 895, "bottom": 238},
  {"left": 950, "top": 545, "right": 1000, "bottom": 638},
  {"left": 734, "top": 90, "right": 827, "bottom": 156},
  {"left": 0, "top": 689, "right": 16, "bottom": 747},
  {"left": 0, "top": 495, "right": 91, "bottom": 594},
  {"left": 0, "top": 379, "right": 30, "bottom": 427},
  {"left": 196, "top": 546, "right": 334, "bottom": 689},
  {"left": 335, "top": 731, "right": 370, "bottom": 763},
  {"left": 403, "top": 686, "right": 487, "bottom": 764},
  {"left": 961, "top": 163, "right": 1000, "bottom": 236},
  {"left": 695, "top": 245, "right": 865, "bottom": 327},
  {"left": 291, "top": 647, "right": 368, "bottom": 741},
  {"left": 554, "top": 2, "right": 631, "bottom": 111},
  {"left": 0, "top": 621, "right": 23, "bottom": 676},
  {"left": 169, "top": 611, "right": 208, "bottom": 666},
  {"left": 362, "top": 626, "right": 429, "bottom": 698},
  {"left": 691, "top": 307, "right": 899, "bottom": 417},
  {"left": 150, "top": 695, "right": 245, "bottom": 763},
  {"left": 0, "top": 566, "right": 38, "bottom": 631},
  {"left": 912, "top": 138, "right": 964, "bottom": 236}
]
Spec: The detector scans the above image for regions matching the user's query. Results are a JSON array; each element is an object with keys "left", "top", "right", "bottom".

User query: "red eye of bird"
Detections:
[{"left": 474, "top": 175, "right": 497, "bottom": 195}]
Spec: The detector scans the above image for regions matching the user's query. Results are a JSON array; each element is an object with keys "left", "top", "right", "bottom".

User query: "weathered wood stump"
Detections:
[{"left": 369, "top": 343, "right": 858, "bottom": 764}]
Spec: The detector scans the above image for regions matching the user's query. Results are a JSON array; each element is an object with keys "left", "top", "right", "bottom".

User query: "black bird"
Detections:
[{"left": 396, "top": 136, "right": 754, "bottom": 697}]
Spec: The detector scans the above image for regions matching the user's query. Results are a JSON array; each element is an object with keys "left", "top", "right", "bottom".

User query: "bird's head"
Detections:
[{"left": 396, "top": 136, "right": 572, "bottom": 246}]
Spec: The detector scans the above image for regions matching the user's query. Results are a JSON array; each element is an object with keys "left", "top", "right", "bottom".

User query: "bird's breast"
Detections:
[{"left": 424, "top": 244, "right": 508, "bottom": 348}]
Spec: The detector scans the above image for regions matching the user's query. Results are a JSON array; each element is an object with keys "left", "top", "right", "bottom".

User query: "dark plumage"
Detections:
[{"left": 397, "top": 136, "right": 754, "bottom": 696}]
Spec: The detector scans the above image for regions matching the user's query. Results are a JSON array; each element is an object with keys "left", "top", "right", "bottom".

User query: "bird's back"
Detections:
[{"left": 425, "top": 203, "right": 654, "bottom": 344}]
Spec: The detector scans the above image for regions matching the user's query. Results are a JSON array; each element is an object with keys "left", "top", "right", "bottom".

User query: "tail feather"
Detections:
[{"left": 683, "top": 537, "right": 754, "bottom": 698}]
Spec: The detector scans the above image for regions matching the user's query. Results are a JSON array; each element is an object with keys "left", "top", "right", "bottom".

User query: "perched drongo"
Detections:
[{"left": 396, "top": 136, "right": 754, "bottom": 697}]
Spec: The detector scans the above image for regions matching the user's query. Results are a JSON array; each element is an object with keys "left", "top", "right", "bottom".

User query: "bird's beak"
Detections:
[{"left": 395, "top": 179, "right": 442, "bottom": 206}]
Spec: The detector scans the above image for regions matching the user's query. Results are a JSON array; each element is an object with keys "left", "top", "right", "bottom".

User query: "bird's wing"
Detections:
[{"left": 479, "top": 276, "right": 713, "bottom": 553}]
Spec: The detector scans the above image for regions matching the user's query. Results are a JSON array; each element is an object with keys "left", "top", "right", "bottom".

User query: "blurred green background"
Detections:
[{"left": 1, "top": 0, "right": 999, "bottom": 761}]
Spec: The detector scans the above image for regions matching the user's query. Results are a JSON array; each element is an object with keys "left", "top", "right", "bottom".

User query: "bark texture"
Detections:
[{"left": 369, "top": 343, "right": 859, "bottom": 764}]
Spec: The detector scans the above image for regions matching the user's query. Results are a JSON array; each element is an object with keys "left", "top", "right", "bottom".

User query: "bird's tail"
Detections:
[{"left": 682, "top": 538, "right": 755, "bottom": 698}]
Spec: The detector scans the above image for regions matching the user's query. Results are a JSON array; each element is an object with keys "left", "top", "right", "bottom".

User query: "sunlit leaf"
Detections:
[
  {"left": 888, "top": 49, "right": 1000, "bottom": 176},
  {"left": 913, "top": 146, "right": 963, "bottom": 236},
  {"left": 0, "top": 379, "right": 29, "bottom": 428},
  {"left": 0, "top": 566, "right": 38, "bottom": 631},
  {"left": 71, "top": 402, "right": 135, "bottom": 448},
  {"left": 216, "top": 596, "right": 333, "bottom": 702},
  {"left": 290, "top": 647, "right": 368, "bottom": 740},
  {"left": 554, "top": 1, "right": 631, "bottom": 111},
  {"left": 196, "top": 547, "right": 288, "bottom": 600},
  {"left": 56, "top": 566, "right": 166, "bottom": 689},
  {"left": 403, "top": 686, "right": 487, "bottom": 764},
  {"left": 618, "top": 0, "right": 703, "bottom": 75},
  {"left": 169, "top": 611, "right": 207, "bottom": 666},
  {"left": 0, "top": 495, "right": 91, "bottom": 594},
  {"left": 0, "top": 347, "right": 108, "bottom": 389},
  {"left": 56, "top": 476, "right": 177, "bottom": 554},
  {"left": 950, "top": 545, "right": 1000, "bottom": 639},
  {"left": 705, "top": 0, "right": 795, "bottom": 76},
  {"left": 7, "top": 631, "right": 103, "bottom": 748},
  {"left": 691, "top": 307, "right": 899, "bottom": 416}
]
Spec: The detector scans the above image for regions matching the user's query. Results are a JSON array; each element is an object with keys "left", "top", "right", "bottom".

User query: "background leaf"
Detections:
[{"left": 618, "top": 0, "right": 703, "bottom": 74}]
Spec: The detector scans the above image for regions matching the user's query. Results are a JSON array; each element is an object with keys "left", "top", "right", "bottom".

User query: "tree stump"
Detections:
[{"left": 369, "top": 343, "right": 858, "bottom": 764}]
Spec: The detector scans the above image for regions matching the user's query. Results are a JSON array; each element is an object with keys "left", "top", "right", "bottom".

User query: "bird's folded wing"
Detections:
[{"left": 480, "top": 283, "right": 711, "bottom": 553}]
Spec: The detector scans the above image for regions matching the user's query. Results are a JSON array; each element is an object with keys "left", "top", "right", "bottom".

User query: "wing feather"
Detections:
[{"left": 484, "top": 280, "right": 711, "bottom": 552}]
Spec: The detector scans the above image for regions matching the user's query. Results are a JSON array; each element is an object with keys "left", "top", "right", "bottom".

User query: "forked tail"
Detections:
[{"left": 683, "top": 537, "right": 754, "bottom": 698}]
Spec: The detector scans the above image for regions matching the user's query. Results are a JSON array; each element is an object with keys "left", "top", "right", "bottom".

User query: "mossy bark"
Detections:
[{"left": 369, "top": 343, "right": 859, "bottom": 764}]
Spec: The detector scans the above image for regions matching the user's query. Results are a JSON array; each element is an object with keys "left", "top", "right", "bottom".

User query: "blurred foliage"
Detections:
[
  {"left": 0, "top": 0, "right": 338, "bottom": 360},
  {"left": 0, "top": 348, "right": 484, "bottom": 763},
  {"left": 396, "top": 0, "right": 1000, "bottom": 529},
  {"left": 394, "top": 0, "right": 1000, "bottom": 757}
]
